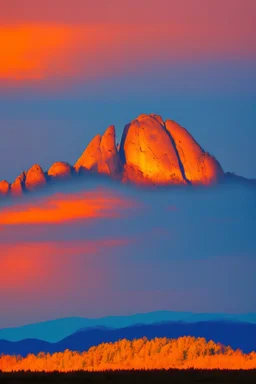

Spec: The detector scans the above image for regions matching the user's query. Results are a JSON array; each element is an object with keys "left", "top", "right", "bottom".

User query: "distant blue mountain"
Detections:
[
  {"left": 0, "top": 320, "right": 255, "bottom": 357},
  {"left": 1, "top": 311, "right": 256, "bottom": 343}
]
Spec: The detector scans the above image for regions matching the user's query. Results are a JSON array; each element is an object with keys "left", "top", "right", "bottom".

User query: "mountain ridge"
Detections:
[
  {"left": 1, "top": 113, "right": 255, "bottom": 199},
  {"left": 2, "top": 113, "right": 249, "bottom": 198},
  {"left": 1, "top": 310, "right": 256, "bottom": 343},
  {"left": 1, "top": 320, "right": 256, "bottom": 356}
]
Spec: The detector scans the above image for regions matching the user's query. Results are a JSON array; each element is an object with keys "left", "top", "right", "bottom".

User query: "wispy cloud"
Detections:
[
  {"left": 0, "top": 188, "right": 136, "bottom": 225},
  {"left": 0, "top": 9, "right": 255, "bottom": 87}
]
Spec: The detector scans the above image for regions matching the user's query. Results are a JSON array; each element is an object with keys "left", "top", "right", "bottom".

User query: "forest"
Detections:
[{"left": 1, "top": 336, "right": 256, "bottom": 372}]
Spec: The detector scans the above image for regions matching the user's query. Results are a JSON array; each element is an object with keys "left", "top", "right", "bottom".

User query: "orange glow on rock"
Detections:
[
  {"left": 165, "top": 119, "right": 223, "bottom": 184},
  {"left": 25, "top": 164, "right": 47, "bottom": 191},
  {"left": 48, "top": 162, "right": 72, "bottom": 178},
  {"left": 199, "top": 152, "right": 224, "bottom": 185},
  {"left": 0, "top": 189, "right": 136, "bottom": 225},
  {"left": 10, "top": 173, "right": 26, "bottom": 197},
  {"left": 120, "top": 114, "right": 185, "bottom": 185},
  {"left": 0, "top": 180, "right": 10, "bottom": 196},
  {"left": 74, "top": 126, "right": 120, "bottom": 177},
  {"left": 0, "top": 114, "right": 224, "bottom": 194}
]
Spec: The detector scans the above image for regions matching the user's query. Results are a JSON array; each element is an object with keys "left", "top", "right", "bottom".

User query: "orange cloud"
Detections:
[
  {"left": 0, "top": 23, "right": 164, "bottom": 84},
  {"left": 0, "top": 188, "right": 136, "bottom": 225},
  {"left": 0, "top": 243, "right": 55, "bottom": 291},
  {"left": 0, "top": 17, "right": 255, "bottom": 87},
  {"left": 0, "top": 25, "right": 78, "bottom": 81},
  {"left": 0, "top": 238, "right": 129, "bottom": 293}
]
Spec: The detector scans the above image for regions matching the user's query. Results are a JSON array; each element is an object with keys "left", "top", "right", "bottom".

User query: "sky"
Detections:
[
  {"left": 0, "top": 179, "right": 256, "bottom": 328},
  {"left": 0, "top": 1, "right": 255, "bottom": 329},
  {"left": 0, "top": 0, "right": 255, "bottom": 181}
]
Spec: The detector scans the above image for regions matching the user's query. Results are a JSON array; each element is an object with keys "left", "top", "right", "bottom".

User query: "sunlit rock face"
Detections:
[
  {"left": 165, "top": 120, "right": 223, "bottom": 184},
  {"left": 11, "top": 172, "right": 26, "bottom": 196},
  {"left": 0, "top": 180, "right": 10, "bottom": 196},
  {"left": 100, "top": 126, "right": 121, "bottom": 176},
  {"left": 74, "top": 126, "right": 120, "bottom": 177},
  {"left": 25, "top": 164, "right": 47, "bottom": 191},
  {"left": 0, "top": 113, "right": 225, "bottom": 199},
  {"left": 48, "top": 162, "right": 72, "bottom": 179},
  {"left": 199, "top": 153, "right": 224, "bottom": 185},
  {"left": 119, "top": 114, "right": 185, "bottom": 185}
]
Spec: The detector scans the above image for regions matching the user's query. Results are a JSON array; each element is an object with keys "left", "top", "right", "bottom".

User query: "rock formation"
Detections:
[
  {"left": 0, "top": 180, "right": 10, "bottom": 196},
  {"left": 0, "top": 113, "right": 227, "bottom": 199},
  {"left": 165, "top": 120, "right": 223, "bottom": 184},
  {"left": 74, "top": 125, "right": 120, "bottom": 177},
  {"left": 25, "top": 164, "right": 47, "bottom": 191},
  {"left": 119, "top": 114, "right": 185, "bottom": 184},
  {"left": 11, "top": 172, "right": 26, "bottom": 196},
  {"left": 48, "top": 162, "right": 72, "bottom": 179}
]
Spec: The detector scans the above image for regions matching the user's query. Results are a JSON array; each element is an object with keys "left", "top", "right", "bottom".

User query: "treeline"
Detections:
[{"left": 0, "top": 336, "right": 256, "bottom": 372}]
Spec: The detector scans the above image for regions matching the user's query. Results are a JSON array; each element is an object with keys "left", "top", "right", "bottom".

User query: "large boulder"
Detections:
[
  {"left": 165, "top": 120, "right": 223, "bottom": 184},
  {"left": 119, "top": 114, "right": 185, "bottom": 184}
]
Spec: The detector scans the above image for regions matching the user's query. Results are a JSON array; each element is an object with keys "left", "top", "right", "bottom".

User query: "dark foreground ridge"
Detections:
[{"left": 1, "top": 370, "right": 256, "bottom": 384}]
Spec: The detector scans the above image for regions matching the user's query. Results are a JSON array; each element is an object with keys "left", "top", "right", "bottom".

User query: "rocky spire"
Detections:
[
  {"left": 11, "top": 172, "right": 26, "bottom": 196},
  {"left": 74, "top": 126, "right": 120, "bottom": 177},
  {"left": 0, "top": 113, "right": 226, "bottom": 199}
]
